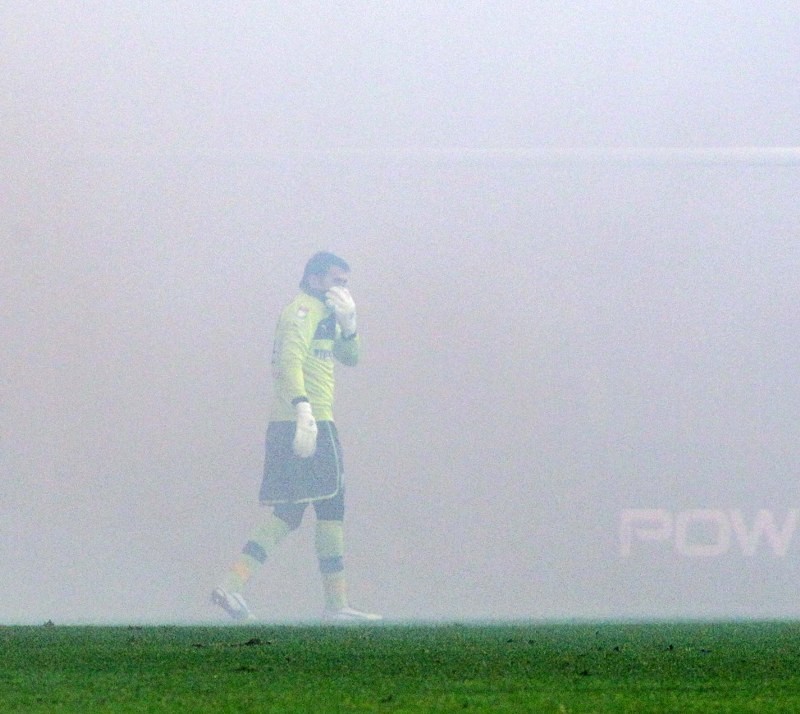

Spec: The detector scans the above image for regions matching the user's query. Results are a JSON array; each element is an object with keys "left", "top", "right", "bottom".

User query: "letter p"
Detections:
[{"left": 619, "top": 509, "right": 673, "bottom": 557}]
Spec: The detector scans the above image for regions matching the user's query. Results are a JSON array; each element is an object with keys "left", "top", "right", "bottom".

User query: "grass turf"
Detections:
[{"left": 1, "top": 621, "right": 800, "bottom": 712}]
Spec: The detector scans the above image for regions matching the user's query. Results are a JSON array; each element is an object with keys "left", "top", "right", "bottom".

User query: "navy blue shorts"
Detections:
[{"left": 259, "top": 420, "right": 343, "bottom": 505}]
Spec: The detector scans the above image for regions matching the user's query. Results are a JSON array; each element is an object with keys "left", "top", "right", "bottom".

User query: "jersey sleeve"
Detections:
[{"left": 273, "top": 306, "right": 316, "bottom": 403}]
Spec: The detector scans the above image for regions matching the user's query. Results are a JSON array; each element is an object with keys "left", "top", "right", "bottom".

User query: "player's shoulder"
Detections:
[{"left": 282, "top": 292, "right": 324, "bottom": 324}]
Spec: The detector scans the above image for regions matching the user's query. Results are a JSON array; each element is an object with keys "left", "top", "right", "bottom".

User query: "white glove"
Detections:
[
  {"left": 292, "top": 402, "right": 317, "bottom": 458},
  {"left": 326, "top": 286, "right": 357, "bottom": 336}
]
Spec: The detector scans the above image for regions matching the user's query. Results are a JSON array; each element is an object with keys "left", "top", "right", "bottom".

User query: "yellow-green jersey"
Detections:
[{"left": 269, "top": 291, "right": 360, "bottom": 422}]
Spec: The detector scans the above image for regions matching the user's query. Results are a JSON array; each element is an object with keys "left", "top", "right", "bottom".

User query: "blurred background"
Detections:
[{"left": 2, "top": 1, "right": 798, "bottom": 622}]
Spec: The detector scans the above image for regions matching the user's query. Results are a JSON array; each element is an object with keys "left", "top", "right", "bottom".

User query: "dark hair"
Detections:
[{"left": 300, "top": 251, "right": 350, "bottom": 289}]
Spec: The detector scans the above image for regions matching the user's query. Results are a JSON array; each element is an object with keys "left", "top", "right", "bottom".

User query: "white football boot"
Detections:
[
  {"left": 323, "top": 606, "right": 382, "bottom": 623},
  {"left": 211, "top": 587, "right": 255, "bottom": 621}
]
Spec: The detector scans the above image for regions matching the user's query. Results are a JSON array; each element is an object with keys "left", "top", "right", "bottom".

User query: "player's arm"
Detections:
[
  {"left": 276, "top": 313, "right": 312, "bottom": 402},
  {"left": 275, "top": 309, "right": 318, "bottom": 457},
  {"left": 327, "top": 286, "right": 360, "bottom": 367}
]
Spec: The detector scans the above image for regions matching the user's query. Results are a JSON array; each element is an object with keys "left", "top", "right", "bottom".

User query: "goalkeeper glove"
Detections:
[
  {"left": 292, "top": 401, "right": 317, "bottom": 458},
  {"left": 326, "top": 286, "right": 357, "bottom": 337}
]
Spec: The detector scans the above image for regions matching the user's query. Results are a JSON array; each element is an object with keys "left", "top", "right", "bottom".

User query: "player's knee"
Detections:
[
  {"left": 313, "top": 489, "right": 345, "bottom": 521},
  {"left": 273, "top": 504, "right": 305, "bottom": 531}
]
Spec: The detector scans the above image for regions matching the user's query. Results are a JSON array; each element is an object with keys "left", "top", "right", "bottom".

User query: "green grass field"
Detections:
[{"left": 2, "top": 621, "right": 800, "bottom": 712}]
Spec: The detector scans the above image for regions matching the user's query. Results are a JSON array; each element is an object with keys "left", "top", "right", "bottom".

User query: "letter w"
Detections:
[{"left": 730, "top": 509, "right": 798, "bottom": 557}]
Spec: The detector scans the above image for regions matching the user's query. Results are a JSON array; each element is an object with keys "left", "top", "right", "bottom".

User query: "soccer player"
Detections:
[{"left": 211, "top": 252, "right": 381, "bottom": 622}]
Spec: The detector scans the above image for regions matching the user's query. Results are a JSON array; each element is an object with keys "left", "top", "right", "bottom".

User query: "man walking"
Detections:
[{"left": 212, "top": 251, "right": 380, "bottom": 622}]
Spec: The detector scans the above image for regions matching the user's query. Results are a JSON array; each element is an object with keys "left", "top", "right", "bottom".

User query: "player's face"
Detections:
[{"left": 311, "top": 266, "right": 350, "bottom": 292}]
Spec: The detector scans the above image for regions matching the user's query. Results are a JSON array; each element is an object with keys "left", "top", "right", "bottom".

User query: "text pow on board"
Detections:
[{"left": 619, "top": 509, "right": 799, "bottom": 558}]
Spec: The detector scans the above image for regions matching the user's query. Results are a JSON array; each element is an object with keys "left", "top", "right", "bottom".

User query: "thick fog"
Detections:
[{"left": 2, "top": 3, "right": 798, "bottom": 623}]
